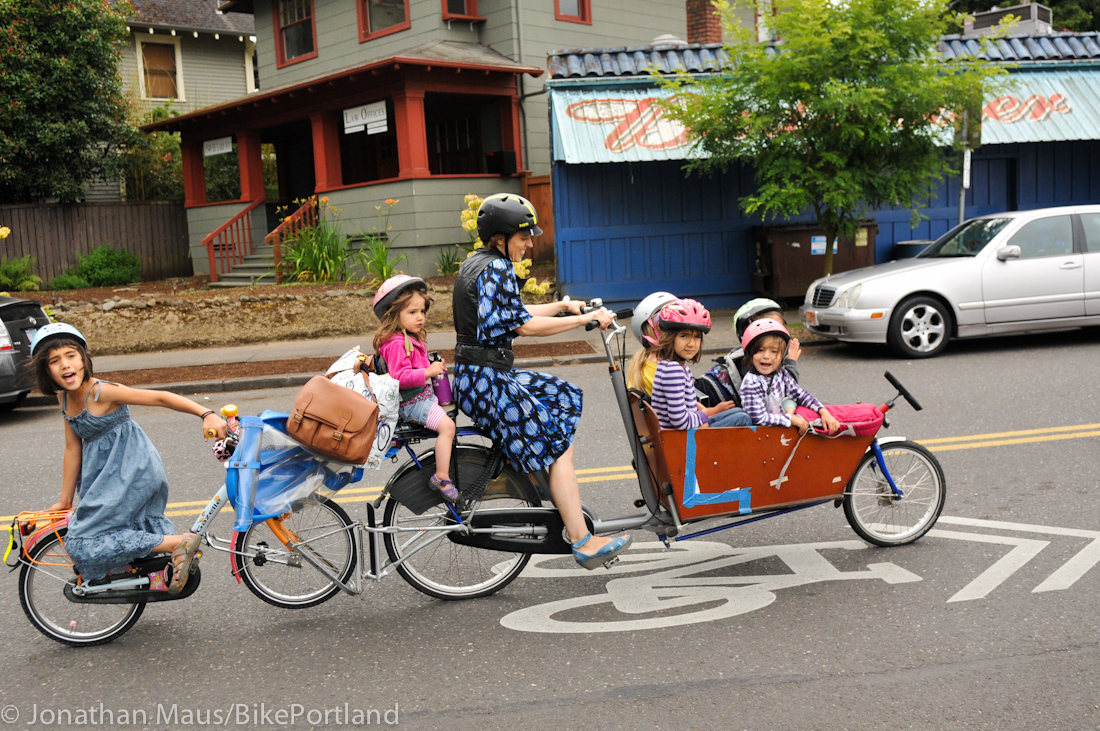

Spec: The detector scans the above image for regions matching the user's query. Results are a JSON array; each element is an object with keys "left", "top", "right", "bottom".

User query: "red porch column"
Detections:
[
  {"left": 237, "top": 129, "right": 266, "bottom": 201},
  {"left": 504, "top": 94, "right": 522, "bottom": 172},
  {"left": 181, "top": 138, "right": 207, "bottom": 207},
  {"left": 393, "top": 90, "right": 431, "bottom": 178},
  {"left": 311, "top": 111, "right": 343, "bottom": 192}
]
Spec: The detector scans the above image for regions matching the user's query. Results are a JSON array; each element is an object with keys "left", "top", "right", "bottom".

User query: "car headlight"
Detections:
[
  {"left": 847, "top": 284, "right": 862, "bottom": 308},
  {"left": 836, "top": 291, "right": 848, "bottom": 308}
]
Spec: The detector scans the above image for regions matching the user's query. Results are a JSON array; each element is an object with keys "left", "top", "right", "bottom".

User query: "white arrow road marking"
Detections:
[{"left": 936, "top": 516, "right": 1100, "bottom": 594}]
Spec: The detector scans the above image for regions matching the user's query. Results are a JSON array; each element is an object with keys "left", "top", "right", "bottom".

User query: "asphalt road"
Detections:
[{"left": 1, "top": 327, "right": 1099, "bottom": 731}]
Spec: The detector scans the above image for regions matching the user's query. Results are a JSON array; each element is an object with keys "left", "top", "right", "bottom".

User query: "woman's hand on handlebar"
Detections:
[{"left": 587, "top": 307, "right": 614, "bottom": 330}]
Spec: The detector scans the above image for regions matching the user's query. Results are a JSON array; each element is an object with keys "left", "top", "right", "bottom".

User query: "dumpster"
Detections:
[{"left": 750, "top": 221, "right": 878, "bottom": 298}]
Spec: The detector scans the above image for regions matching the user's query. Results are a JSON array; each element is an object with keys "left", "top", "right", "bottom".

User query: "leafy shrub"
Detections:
[
  {"left": 0, "top": 255, "right": 43, "bottom": 291},
  {"left": 436, "top": 245, "right": 463, "bottom": 276},
  {"left": 50, "top": 272, "right": 92, "bottom": 290},
  {"left": 356, "top": 235, "right": 407, "bottom": 284},
  {"left": 74, "top": 244, "right": 142, "bottom": 287},
  {"left": 283, "top": 218, "right": 353, "bottom": 283}
]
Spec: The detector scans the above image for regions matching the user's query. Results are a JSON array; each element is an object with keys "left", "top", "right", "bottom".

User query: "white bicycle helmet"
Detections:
[{"left": 631, "top": 291, "right": 678, "bottom": 346}]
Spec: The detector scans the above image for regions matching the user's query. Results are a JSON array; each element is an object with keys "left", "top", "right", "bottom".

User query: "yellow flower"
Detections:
[{"left": 0, "top": 226, "right": 10, "bottom": 240}]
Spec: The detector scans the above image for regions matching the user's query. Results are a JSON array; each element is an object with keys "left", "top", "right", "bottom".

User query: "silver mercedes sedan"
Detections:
[{"left": 800, "top": 205, "right": 1100, "bottom": 357}]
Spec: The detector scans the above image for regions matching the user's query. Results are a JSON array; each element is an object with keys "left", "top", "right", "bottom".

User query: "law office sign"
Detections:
[
  {"left": 203, "top": 136, "right": 233, "bottom": 157},
  {"left": 344, "top": 101, "right": 388, "bottom": 135}
]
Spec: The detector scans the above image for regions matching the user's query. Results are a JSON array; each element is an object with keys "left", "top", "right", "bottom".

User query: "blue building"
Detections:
[{"left": 547, "top": 33, "right": 1100, "bottom": 308}]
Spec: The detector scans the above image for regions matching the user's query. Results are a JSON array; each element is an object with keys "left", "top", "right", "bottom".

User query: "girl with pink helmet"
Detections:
[
  {"left": 740, "top": 319, "right": 839, "bottom": 435},
  {"left": 650, "top": 299, "right": 752, "bottom": 430},
  {"left": 373, "top": 275, "right": 458, "bottom": 503}
]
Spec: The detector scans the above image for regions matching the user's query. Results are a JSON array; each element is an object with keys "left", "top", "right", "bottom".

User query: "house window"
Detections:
[
  {"left": 275, "top": 0, "right": 317, "bottom": 66},
  {"left": 555, "top": 0, "right": 591, "bottom": 24},
  {"left": 442, "top": 0, "right": 481, "bottom": 19},
  {"left": 340, "top": 99, "right": 400, "bottom": 185},
  {"left": 424, "top": 94, "right": 503, "bottom": 175},
  {"left": 358, "top": 0, "right": 410, "bottom": 42},
  {"left": 139, "top": 40, "right": 184, "bottom": 100}
]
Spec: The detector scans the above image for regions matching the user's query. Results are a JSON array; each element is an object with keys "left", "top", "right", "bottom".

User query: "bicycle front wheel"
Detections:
[
  {"left": 843, "top": 440, "right": 946, "bottom": 546},
  {"left": 383, "top": 447, "right": 540, "bottom": 600},
  {"left": 234, "top": 498, "right": 357, "bottom": 609},
  {"left": 18, "top": 529, "right": 145, "bottom": 647}
]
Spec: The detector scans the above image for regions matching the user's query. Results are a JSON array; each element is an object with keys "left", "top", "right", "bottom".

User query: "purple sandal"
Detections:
[{"left": 429, "top": 475, "right": 459, "bottom": 504}]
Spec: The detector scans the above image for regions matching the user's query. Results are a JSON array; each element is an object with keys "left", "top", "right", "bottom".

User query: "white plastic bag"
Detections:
[{"left": 326, "top": 347, "right": 400, "bottom": 468}]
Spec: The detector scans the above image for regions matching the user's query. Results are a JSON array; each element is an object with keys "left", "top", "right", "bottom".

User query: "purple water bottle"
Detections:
[{"left": 428, "top": 351, "right": 453, "bottom": 406}]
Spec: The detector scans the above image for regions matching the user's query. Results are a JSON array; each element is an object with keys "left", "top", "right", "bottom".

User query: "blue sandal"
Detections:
[{"left": 572, "top": 532, "right": 632, "bottom": 570}]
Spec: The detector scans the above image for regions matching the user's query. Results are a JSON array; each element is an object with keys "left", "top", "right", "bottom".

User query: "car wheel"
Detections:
[{"left": 887, "top": 296, "right": 952, "bottom": 358}]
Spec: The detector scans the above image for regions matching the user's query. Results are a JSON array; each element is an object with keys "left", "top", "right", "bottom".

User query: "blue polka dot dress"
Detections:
[{"left": 454, "top": 258, "right": 583, "bottom": 473}]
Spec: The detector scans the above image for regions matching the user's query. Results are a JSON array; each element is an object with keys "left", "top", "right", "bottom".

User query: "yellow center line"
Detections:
[
  {"left": 579, "top": 472, "right": 637, "bottom": 483},
  {"left": 922, "top": 430, "right": 1100, "bottom": 452},
  {"left": 919, "top": 423, "right": 1100, "bottom": 445},
  {"left": 576, "top": 465, "right": 638, "bottom": 475}
]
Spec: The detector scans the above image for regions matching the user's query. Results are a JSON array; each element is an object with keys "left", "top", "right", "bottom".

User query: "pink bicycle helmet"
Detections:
[
  {"left": 741, "top": 318, "right": 790, "bottom": 353},
  {"left": 658, "top": 298, "right": 712, "bottom": 334},
  {"left": 372, "top": 275, "right": 427, "bottom": 320}
]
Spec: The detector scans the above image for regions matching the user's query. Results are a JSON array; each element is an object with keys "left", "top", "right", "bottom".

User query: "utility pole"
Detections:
[{"left": 959, "top": 108, "right": 971, "bottom": 226}]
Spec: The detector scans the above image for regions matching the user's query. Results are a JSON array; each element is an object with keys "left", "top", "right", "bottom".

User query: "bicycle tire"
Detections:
[
  {"left": 233, "top": 498, "right": 357, "bottom": 609},
  {"left": 383, "top": 446, "right": 540, "bottom": 600},
  {"left": 18, "top": 528, "right": 145, "bottom": 647},
  {"left": 843, "top": 440, "right": 946, "bottom": 546}
]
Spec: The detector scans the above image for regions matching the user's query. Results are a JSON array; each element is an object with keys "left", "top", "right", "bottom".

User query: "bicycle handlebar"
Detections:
[{"left": 884, "top": 371, "right": 923, "bottom": 411}]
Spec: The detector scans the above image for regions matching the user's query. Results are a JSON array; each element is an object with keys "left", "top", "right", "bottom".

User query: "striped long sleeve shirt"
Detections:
[
  {"left": 652, "top": 360, "right": 709, "bottom": 430},
  {"left": 740, "top": 370, "right": 823, "bottom": 427}
]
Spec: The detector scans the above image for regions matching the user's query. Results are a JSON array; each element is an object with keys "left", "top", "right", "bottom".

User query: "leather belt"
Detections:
[{"left": 454, "top": 343, "right": 514, "bottom": 371}]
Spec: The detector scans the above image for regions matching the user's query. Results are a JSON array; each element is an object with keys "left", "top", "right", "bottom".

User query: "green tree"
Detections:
[
  {"left": 951, "top": 0, "right": 1100, "bottom": 32},
  {"left": 119, "top": 105, "right": 184, "bottom": 202},
  {"left": 0, "top": 0, "right": 137, "bottom": 203},
  {"left": 660, "top": 0, "right": 1006, "bottom": 275}
]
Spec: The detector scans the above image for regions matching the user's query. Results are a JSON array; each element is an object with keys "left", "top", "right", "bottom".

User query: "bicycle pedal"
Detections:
[{"left": 602, "top": 556, "right": 620, "bottom": 570}]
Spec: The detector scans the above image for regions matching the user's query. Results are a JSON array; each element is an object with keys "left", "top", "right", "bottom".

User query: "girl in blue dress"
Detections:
[
  {"left": 29, "top": 324, "right": 228, "bottom": 593},
  {"left": 452, "top": 193, "right": 632, "bottom": 570}
]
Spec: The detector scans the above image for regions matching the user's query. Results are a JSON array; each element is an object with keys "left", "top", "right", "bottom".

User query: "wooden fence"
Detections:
[{"left": 0, "top": 202, "right": 191, "bottom": 284}]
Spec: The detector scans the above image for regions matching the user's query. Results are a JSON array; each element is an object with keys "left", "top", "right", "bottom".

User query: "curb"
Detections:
[{"left": 22, "top": 339, "right": 835, "bottom": 406}]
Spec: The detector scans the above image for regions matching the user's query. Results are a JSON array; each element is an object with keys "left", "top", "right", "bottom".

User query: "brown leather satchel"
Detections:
[{"left": 286, "top": 375, "right": 379, "bottom": 464}]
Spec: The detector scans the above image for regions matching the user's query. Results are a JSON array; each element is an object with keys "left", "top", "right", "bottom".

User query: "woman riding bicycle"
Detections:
[{"left": 451, "top": 193, "right": 632, "bottom": 569}]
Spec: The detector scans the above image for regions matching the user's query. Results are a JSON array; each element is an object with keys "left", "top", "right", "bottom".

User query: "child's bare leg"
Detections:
[
  {"left": 152, "top": 534, "right": 191, "bottom": 552},
  {"left": 433, "top": 415, "right": 455, "bottom": 481},
  {"left": 547, "top": 446, "right": 615, "bottom": 554}
]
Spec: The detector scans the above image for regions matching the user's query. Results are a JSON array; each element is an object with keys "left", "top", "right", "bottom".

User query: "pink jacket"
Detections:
[{"left": 378, "top": 334, "right": 430, "bottom": 391}]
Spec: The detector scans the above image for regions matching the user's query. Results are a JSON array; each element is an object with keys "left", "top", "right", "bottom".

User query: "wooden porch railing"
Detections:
[
  {"left": 264, "top": 196, "right": 318, "bottom": 284},
  {"left": 201, "top": 198, "right": 266, "bottom": 284}
]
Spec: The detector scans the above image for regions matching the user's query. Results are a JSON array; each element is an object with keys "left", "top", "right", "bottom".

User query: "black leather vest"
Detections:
[{"left": 452, "top": 247, "right": 516, "bottom": 370}]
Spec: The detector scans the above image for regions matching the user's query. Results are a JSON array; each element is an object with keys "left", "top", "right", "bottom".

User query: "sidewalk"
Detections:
[{"left": 25, "top": 308, "right": 808, "bottom": 406}]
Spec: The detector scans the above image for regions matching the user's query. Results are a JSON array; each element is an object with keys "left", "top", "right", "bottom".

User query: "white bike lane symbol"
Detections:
[{"left": 500, "top": 539, "right": 921, "bottom": 634}]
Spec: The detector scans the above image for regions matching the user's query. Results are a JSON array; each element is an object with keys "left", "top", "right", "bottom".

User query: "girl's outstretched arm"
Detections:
[{"left": 94, "top": 382, "right": 227, "bottom": 440}]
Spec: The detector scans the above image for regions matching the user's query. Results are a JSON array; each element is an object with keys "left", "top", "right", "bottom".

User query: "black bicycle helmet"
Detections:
[{"left": 476, "top": 193, "right": 543, "bottom": 243}]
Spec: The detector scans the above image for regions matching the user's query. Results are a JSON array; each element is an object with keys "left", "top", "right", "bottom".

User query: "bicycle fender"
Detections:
[{"left": 386, "top": 444, "right": 509, "bottom": 515}]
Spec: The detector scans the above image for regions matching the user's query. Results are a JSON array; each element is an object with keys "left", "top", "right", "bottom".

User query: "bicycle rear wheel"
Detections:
[
  {"left": 383, "top": 447, "right": 540, "bottom": 600},
  {"left": 18, "top": 529, "right": 145, "bottom": 647},
  {"left": 843, "top": 440, "right": 946, "bottom": 546},
  {"left": 233, "top": 498, "right": 357, "bottom": 609}
]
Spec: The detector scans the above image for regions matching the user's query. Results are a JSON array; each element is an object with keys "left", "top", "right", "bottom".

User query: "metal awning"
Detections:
[
  {"left": 981, "top": 68, "right": 1100, "bottom": 144},
  {"left": 550, "top": 88, "right": 701, "bottom": 164},
  {"left": 550, "top": 67, "right": 1100, "bottom": 163}
]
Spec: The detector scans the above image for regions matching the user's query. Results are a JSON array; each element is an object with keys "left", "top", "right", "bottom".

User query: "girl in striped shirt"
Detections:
[
  {"left": 739, "top": 319, "right": 839, "bottom": 435},
  {"left": 650, "top": 299, "right": 752, "bottom": 430}
]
